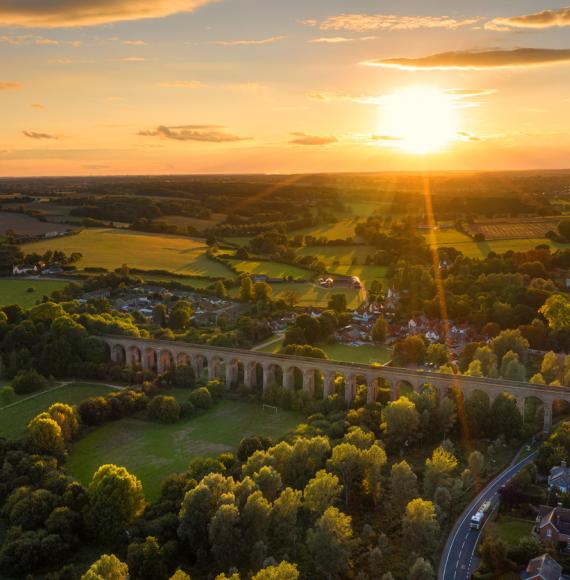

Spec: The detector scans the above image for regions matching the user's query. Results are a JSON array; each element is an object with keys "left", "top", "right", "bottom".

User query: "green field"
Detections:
[
  {"left": 293, "top": 218, "right": 360, "bottom": 241},
  {"left": 259, "top": 337, "right": 391, "bottom": 365},
  {"left": 24, "top": 229, "right": 234, "bottom": 278},
  {"left": 270, "top": 282, "right": 364, "bottom": 309},
  {"left": 227, "top": 259, "right": 313, "bottom": 280},
  {"left": 493, "top": 516, "right": 534, "bottom": 545},
  {"left": 138, "top": 274, "right": 216, "bottom": 289},
  {"left": 427, "top": 229, "right": 569, "bottom": 258},
  {"left": 67, "top": 399, "right": 301, "bottom": 499},
  {"left": 0, "top": 383, "right": 116, "bottom": 438},
  {"left": 0, "top": 278, "right": 69, "bottom": 307}
]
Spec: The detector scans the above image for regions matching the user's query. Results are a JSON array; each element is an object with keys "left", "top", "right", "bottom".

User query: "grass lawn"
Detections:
[
  {"left": 258, "top": 337, "right": 391, "bottom": 365},
  {"left": 24, "top": 229, "right": 234, "bottom": 278},
  {"left": 493, "top": 516, "right": 535, "bottom": 545},
  {"left": 292, "top": 218, "right": 360, "bottom": 241},
  {"left": 427, "top": 230, "right": 569, "bottom": 258},
  {"left": 269, "top": 282, "right": 364, "bottom": 309},
  {"left": 0, "top": 278, "right": 69, "bottom": 307},
  {"left": 227, "top": 259, "right": 313, "bottom": 280},
  {"left": 67, "top": 399, "right": 302, "bottom": 499},
  {"left": 138, "top": 274, "right": 216, "bottom": 289},
  {"left": 0, "top": 383, "right": 116, "bottom": 438}
]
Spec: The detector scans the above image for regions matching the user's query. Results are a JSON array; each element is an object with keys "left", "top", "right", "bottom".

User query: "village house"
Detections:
[
  {"left": 535, "top": 505, "right": 570, "bottom": 548},
  {"left": 522, "top": 553, "right": 563, "bottom": 580},
  {"left": 549, "top": 461, "right": 570, "bottom": 494}
]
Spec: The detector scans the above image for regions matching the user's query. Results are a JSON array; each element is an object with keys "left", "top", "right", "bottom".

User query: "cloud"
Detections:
[
  {"left": 289, "top": 132, "right": 337, "bottom": 146},
  {"left": 458, "top": 131, "right": 481, "bottom": 142},
  {"left": 139, "top": 125, "right": 249, "bottom": 143},
  {"left": 0, "top": 81, "right": 21, "bottom": 90},
  {"left": 122, "top": 39, "right": 147, "bottom": 45},
  {"left": 159, "top": 80, "right": 206, "bottom": 88},
  {"left": 31, "top": 103, "right": 45, "bottom": 109},
  {"left": 309, "top": 36, "right": 376, "bottom": 44},
  {"left": 305, "top": 13, "right": 478, "bottom": 32},
  {"left": 113, "top": 56, "right": 147, "bottom": 62},
  {"left": 370, "top": 134, "right": 401, "bottom": 142},
  {"left": 366, "top": 48, "right": 570, "bottom": 70},
  {"left": 23, "top": 130, "right": 59, "bottom": 140},
  {"left": 0, "top": 0, "right": 218, "bottom": 28},
  {"left": 308, "top": 91, "right": 383, "bottom": 105},
  {"left": 210, "top": 36, "right": 286, "bottom": 46},
  {"left": 0, "top": 35, "right": 81, "bottom": 46},
  {"left": 486, "top": 6, "right": 570, "bottom": 30},
  {"left": 444, "top": 88, "right": 496, "bottom": 98}
]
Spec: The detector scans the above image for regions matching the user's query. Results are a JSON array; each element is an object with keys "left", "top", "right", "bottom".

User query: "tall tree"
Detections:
[
  {"left": 402, "top": 499, "right": 439, "bottom": 557},
  {"left": 303, "top": 470, "right": 343, "bottom": 515},
  {"left": 209, "top": 503, "right": 242, "bottom": 570},
  {"left": 390, "top": 461, "right": 418, "bottom": 515},
  {"left": 82, "top": 554, "right": 129, "bottom": 580}
]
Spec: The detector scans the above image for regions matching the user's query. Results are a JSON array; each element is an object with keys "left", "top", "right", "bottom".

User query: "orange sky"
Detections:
[{"left": 1, "top": 0, "right": 570, "bottom": 176}]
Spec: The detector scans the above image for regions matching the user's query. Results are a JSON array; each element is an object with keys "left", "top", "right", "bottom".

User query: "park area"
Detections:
[
  {"left": 0, "top": 382, "right": 116, "bottom": 438},
  {"left": 67, "top": 399, "right": 301, "bottom": 499},
  {"left": 0, "top": 278, "right": 69, "bottom": 307},
  {"left": 24, "top": 229, "right": 234, "bottom": 278},
  {"left": 269, "top": 282, "right": 364, "bottom": 309}
]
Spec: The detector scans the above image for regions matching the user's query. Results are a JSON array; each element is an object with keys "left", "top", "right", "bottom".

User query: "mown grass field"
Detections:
[
  {"left": 0, "top": 211, "right": 76, "bottom": 236},
  {"left": 269, "top": 282, "right": 364, "bottom": 309},
  {"left": 0, "top": 278, "right": 69, "bottom": 307},
  {"left": 292, "top": 218, "right": 360, "bottom": 241},
  {"left": 227, "top": 259, "right": 313, "bottom": 280},
  {"left": 25, "top": 229, "right": 234, "bottom": 278},
  {"left": 493, "top": 516, "right": 534, "bottom": 545},
  {"left": 67, "top": 399, "right": 301, "bottom": 499},
  {"left": 259, "top": 337, "right": 391, "bottom": 364},
  {"left": 0, "top": 383, "right": 116, "bottom": 438}
]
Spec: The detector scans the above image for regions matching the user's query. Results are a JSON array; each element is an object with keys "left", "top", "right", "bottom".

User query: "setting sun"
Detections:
[{"left": 379, "top": 87, "right": 459, "bottom": 154}]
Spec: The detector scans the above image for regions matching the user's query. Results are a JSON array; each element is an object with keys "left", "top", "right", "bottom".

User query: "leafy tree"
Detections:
[
  {"left": 472, "top": 346, "right": 498, "bottom": 378},
  {"left": 82, "top": 554, "right": 129, "bottom": 580},
  {"left": 327, "top": 443, "right": 363, "bottom": 504},
  {"left": 241, "top": 490, "right": 271, "bottom": 547},
  {"left": 209, "top": 503, "right": 242, "bottom": 570},
  {"left": 252, "top": 561, "right": 299, "bottom": 580},
  {"left": 168, "top": 300, "right": 193, "bottom": 332},
  {"left": 214, "top": 280, "right": 228, "bottom": 299},
  {"left": 392, "top": 335, "right": 427, "bottom": 366},
  {"left": 0, "top": 385, "right": 15, "bottom": 406},
  {"left": 381, "top": 397, "right": 420, "bottom": 448},
  {"left": 465, "top": 360, "right": 483, "bottom": 377},
  {"left": 270, "top": 488, "right": 302, "bottom": 557},
  {"left": 148, "top": 395, "right": 181, "bottom": 423},
  {"left": 303, "top": 469, "right": 342, "bottom": 514},
  {"left": 153, "top": 304, "right": 167, "bottom": 327},
  {"left": 29, "top": 301, "right": 65, "bottom": 323},
  {"left": 363, "top": 444, "right": 387, "bottom": 505},
  {"left": 480, "top": 530, "right": 509, "bottom": 574},
  {"left": 327, "top": 293, "right": 347, "bottom": 313},
  {"left": 307, "top": 507, "right": 353, "bottom": 579},
  {"left": 85, "top": 464, "right": 145, "bottom": 544},
  {"left": 371, "top": 317, "right": 388, "bottom": 343},
  {"left": 390, "top": 461, "right": 418, "bottom": 515},
  {"left": 127, "top": 536, "right": 167, "bottom": 580},
  {"left": 46, "top": 403, "right": 80, "bottom": 441},
  {"left": 402, "top": 499, "right": 439, "bottom": 557},
  {"left": 188, "top": 387, "right": 213, "bottom": 409},
  {"left": 426, "top": 343, "right": 448, "bottom": 366},
  {"left": 500, "top": 351, "right": 526, "bottom": 382},
  {"left": 423, "top": 447, "right": 458, "bottom": 498},
  {"left": 12, "top": 368, "right": 48, "bottom": 394},
  {"left": 27, "top": 413, "right": 65, "bottom": 455},
  {"left": 254, "top": 281, "right": 273, "bottom": 303},
  {"left": 490, "top": 393, "right": 523, "bottom": 439},
  {"left": 409, "top": 558, "right": 434, "bottom": 580},
  {"left": 254, "top": 465, "right": 283, "bottom": 502},
  {"left": 468, "top": 450, "right": 485, "bottom": 480},
  {"left": 539, "top": 294, "right": 570, "bottom": 331},
  {"left": 169, "top": 571, "right": 191, "bottom": 580},
  {"left": 240, "top": 276, "right": 254, "bottom": 302},
  {"left": 541, "top": 351, "right": 561, "bottom": 384},
  {"left": 465, "top": 390, "right": 491, "bottom": 438},
  {"left": 491, "top": 329, "right": 529, "bottom": 365},
  {"left": 507, "top": 535, "right": 543, "bottom": 566}
]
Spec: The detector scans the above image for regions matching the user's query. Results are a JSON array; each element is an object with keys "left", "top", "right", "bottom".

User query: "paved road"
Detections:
[{"left": 439, "top": 450, "right": 537, "bottom": 580}]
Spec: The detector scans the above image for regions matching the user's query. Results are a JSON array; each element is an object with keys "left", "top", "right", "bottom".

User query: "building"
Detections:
[
  {"left": 536, "top": 505, "right": 570, "bottom": 547},
  {"left": 521, "top": 553, "right": 563, "bottom": 580},
  {"left": 549, "top": 461, "right": 570, "bottom": 494}
]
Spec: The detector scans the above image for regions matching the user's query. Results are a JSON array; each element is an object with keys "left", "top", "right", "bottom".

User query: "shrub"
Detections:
[
  {"left": 12, "top": 368, "right": 48, "bottom": 394},
  {"left": 188, "top": 387, "right": 213, "bottom": 410},
  {"left": 181, "top": 400, "right": 195, "bottom": 418},
  {"left": 205, "top": 379, "right": 224, "bottom": 399},
  {"left": 26, "top": 287, "right": 35, "bottom": 293},
  {"left": 148, "top": 395, "right": 181, "bottom": 423}
]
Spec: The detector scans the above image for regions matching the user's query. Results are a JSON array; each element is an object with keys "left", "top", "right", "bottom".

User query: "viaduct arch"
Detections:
[{"left": 101, "top": 335, "right": 570, "bottom": 432}]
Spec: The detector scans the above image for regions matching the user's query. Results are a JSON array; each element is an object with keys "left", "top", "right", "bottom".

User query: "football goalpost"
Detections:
[{"left": 262, "top": 404, "right": 278, "bottom": 414}]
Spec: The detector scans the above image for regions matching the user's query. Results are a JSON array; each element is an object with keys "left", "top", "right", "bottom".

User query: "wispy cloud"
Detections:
[
  {"left": 0, "top": 81, "right": 21, "bottom": 90},
  {"left": 366, "top": 48, "right": 570, "bottom": 70},
  {"left": 486, "top": 6, "right": 570, "bottom": 30},
  {"left": 0, "top": 0, "right": 218, "bottom": 28},
  {"left": 31, "top": 103, "right": 45, "bottom": 109},
  {"left": 139, "top": 125, "right": 249, "bottom": 143},
  {"left": 112, "top": 56, "right": 147, "bottom": 62},
  {"left": 23, "top": 130, "right": 59, "bottom": 140},
  {"left": 289, "top": 132, "right": 337, "bottom": 146},
  {"left": 210, "top": 36, "right": 286, "bottom": 46},
  {"left": 304, "top": 13, "right": 478, "bottom": 32},
  {"left": 308, "top": 36, "right": 376, "bottom": 44},
  {"left": 159, "top": 80, "right": 206, "bottom": 88},
  {"left": 0, "top": 35, "right": 81, "bottom": 46},
  {"left": 122, "top": 39, "right": 147, "bottom": 45}
]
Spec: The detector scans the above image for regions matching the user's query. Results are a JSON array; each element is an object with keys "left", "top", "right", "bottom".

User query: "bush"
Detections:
[
  {"left": 12, "top": 368, "right": 48, "bottom": 394},
  {"left": 0, "top": 385, "right": 15, "bottom": 406},
  {"left": 188, "top": 387, "right": 213, "bottom": 410},
  {"left": 205, "top": 378, "right": 224, "bottom": 399},
  {"left": 26, "top": 287, "right": 35, "bottom": 293},
  {"left": 148, "top": 395, "right": 181, "bottom": 423},
  {"left": 181, "top": 400, "right": 195, "bottom": 418}
]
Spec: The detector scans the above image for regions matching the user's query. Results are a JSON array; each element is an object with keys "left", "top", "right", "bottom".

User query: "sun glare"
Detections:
[{"left": 379, "top": 87, "right": 459, "bottom": 154}]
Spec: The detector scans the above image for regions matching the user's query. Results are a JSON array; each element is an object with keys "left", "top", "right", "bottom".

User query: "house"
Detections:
[
  {"left": 549, "top": 461, "right": 570, "bottom": 494},
  {"left": 536, "top": 505, "right": 570, "bottom": 547},
  {"left": 521, "top": 553, "right": 562, "bottom": 580}
]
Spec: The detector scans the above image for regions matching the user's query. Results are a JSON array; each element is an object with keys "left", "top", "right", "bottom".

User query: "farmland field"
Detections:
[
  {"left": 0, "top": 278, "right": 69, "bottom": 307},
  {"left": 466, "top": 217, "right": 561, "bottom": 240},
  {"left": 67, "top": 399, "right": 301, "bottom": 499},
  {"left": 227, "top": 258, "right": 313, "bottom": 280},
  {"left": 269, "top": 282, "right": 364, "bottom": 309},
  {"left": 137, "top": 274, "right": 215, "bottom": 289},
  {"left": 24, "top": 229, "right": 234, "bottom": 278},
  {"left": 293, "top": 218, "right": 360, "bottom": 240},
  {"left": 0, "top": 211, "right": 76, "bottom": 236},
  {"left": 0, "top": 382, "right": 116, "bottom": 438},
  {"left": 161, "top": 213, "right": 227, "bottom": 230}
]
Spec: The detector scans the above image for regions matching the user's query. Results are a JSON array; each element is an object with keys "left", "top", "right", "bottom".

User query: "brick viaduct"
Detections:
[{"left": 101, "top": 335, "right": 570, "bottom": 432}]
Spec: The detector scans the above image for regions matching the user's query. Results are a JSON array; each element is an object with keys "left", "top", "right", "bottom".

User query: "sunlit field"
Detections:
[
  {"left": 24, "top": 229, "right": 234, "bottom": 277},
  {"left": 292, "top": 218, "right": 360, "bottom": 240},
  {"left": 0, "top": 279, "right": 69, "bottom": 307},
  {"left": 227, "top": 258, "right": 313, "bottom": 280},
  {"left": 269, "top": 282, "right": 364, "bottom": 309},
  {"left": 68, "top": 399, "right": 301, "bottom": 499}
]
